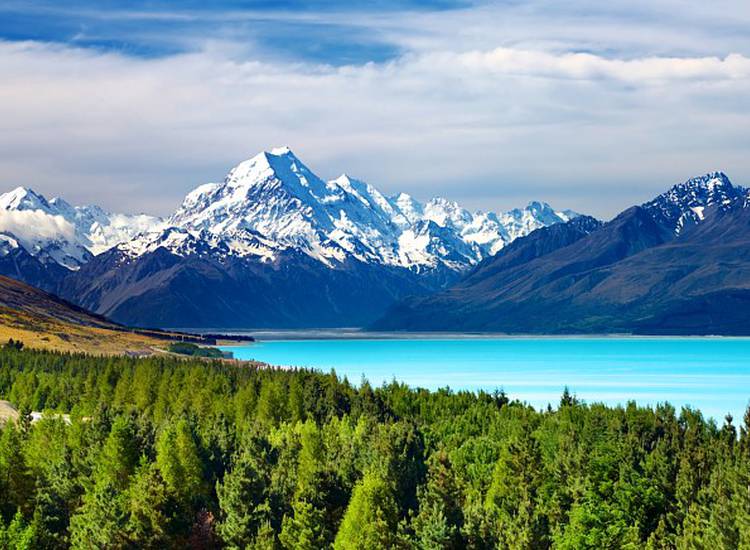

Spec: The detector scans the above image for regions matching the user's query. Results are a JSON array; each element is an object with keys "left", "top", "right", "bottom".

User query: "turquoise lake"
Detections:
[{"left": 222, "top": 337, "right": 750, "bottom": 422}]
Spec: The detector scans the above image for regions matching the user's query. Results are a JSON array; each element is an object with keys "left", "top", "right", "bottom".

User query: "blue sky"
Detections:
[
  {"left": 1, "top": 0, "right": 749, "bottom": 216},
  {"left": 0, "top": 0, "right": 465, "bottom": 62}
]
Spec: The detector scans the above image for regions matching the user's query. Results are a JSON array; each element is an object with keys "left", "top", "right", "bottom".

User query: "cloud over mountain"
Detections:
[{"left": 0, "top": 209, "right": 75, "bottom": 248}]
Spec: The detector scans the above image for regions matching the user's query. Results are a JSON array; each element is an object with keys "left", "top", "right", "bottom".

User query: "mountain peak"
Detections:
[
  {"left": 241, "top": 146, "right": 298, "bottom": 166},
  {"left": 643, "top": 171, "right": 743, "bottom": 235},
  {"left": 228, "top": 147, "right": 298, "bottom": 175},
  {"left": 654, "top": 171, "right": 738, "bottom": 202},
  {"left": 391, "top": 192, "right": 424, "bottom": 225},
  {"left": 683, "top": 171, "right": 732, "bottom": 189},
  {"left": 225, "top": 147, "right": 321, "bottom": 192},
  {"left": 701, "top": 170, "right": 729, "bottom": 180},
  {"left": 0, "top": 186, "right": 50, "bottom": 212},
  {"left": 8, "top": 185, "right": 30, "bottom": 195},
  {"left": 427, "top": 196, "right": 461, "bottom": 208},
  {"left": 526, "top": 200, "right": 551, "bottom": 211},
  {"left": 424, "top": 197, "right": 471, "bottom": 228},
  {"left": 269, "top": 145, "right": 293, "bottom": 156},
  {"left": 48, "top": 196, "right": 73, "bottom": 209},
  {"left": 0, "top": 184, "right": 164, "bottom": 269},
  {"left": 330, "top": 174, "right": 372, "bottom": 198},
  {"left": 331, "top": 173, "right": 356, "bottom": 187}
]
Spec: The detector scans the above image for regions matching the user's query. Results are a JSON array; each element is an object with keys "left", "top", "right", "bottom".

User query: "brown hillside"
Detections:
[{"left": 0, "top": 275, "right": 215, "bottom": 355}]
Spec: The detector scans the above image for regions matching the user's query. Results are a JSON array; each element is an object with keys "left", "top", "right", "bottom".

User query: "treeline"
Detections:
[{"left": 0, "top": 347, "right": 749, "bottom": 548}]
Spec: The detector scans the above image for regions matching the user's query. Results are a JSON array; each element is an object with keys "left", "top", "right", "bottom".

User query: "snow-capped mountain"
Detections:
[
  {"left": 30, "top": 147, "right": 581, "bottom": 328},
  {"left": 0, "top": 187, "right": 91, "bottom": 269},
  {"left": 0, "top": 186, "right": 163, "bottom": 269},
  {"left": 642, "top": 171, "right": 745, "bottom": 235},
  {"left": 49, "top": 198, "right": 164, "bottom": 256},
  {"left": 148, "top": 147, "right": 576, "bottom": 272},
  {"left": 2, "top": 150, "right": 742, "bottom": 288},
  {"left": 0, "top": 149, "right": 577, "bottom": 277}
]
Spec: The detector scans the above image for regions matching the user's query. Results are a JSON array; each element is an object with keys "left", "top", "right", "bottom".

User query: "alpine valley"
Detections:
[{"left": 0, "top": 147, "right": 576, "bottom": 328}]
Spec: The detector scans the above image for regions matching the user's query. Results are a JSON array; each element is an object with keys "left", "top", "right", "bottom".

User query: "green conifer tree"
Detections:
[
  {"left": 0, "top": 424, "right": 34, "bottom": 520},
  {"left": 334, "top": 472, "right": 399, "bottom": 550},
  {"left": 155, "top": 418, "right": 205, "bottom": 502},
  {"left": 216, "top": 449, "right": 271, "bottom": 549},
  {"left": 485, "top": 426, "right": 548, "bottom": 548},
  {"left": 124, "top": 459, "right": 171, "bottom": 547}
]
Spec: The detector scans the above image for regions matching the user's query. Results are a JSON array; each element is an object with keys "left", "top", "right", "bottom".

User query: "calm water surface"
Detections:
[{"left": 221, "top": 337, "right": 750, "bottom": 421}]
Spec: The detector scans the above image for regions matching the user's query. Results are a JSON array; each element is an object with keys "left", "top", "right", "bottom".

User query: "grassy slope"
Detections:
[
  {"left": 0, "top": 275, "right": 209, "bottom": 356},
  {"left": 0, "top": 304, "right": 173, "bottom": 355}
]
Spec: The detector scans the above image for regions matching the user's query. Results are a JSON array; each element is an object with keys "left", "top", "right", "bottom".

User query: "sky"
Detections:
[{"left": 1, "top": 0, "right": 749, "bottom": 218}]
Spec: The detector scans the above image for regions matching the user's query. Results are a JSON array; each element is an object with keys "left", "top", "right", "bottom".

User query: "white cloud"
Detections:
[
  {"left": 1, "top": 1, "right": 750, "bottom": 220},
  {"left": 452, "top": 49, "right": 750, "bottom": 82},
  {"left": 0, "top": 209, "right": 75, "bottom": 250}
]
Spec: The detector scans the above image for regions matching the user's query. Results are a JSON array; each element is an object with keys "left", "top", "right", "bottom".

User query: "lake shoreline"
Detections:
[
  {"left": 219, "top": 337, "right": 750, "bottom": 422},
  {"left": 175, "top": 328, "right": 750, "bottom": 342}
]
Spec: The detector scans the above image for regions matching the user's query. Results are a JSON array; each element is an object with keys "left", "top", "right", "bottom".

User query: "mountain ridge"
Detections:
[
  {"left": 0, "top": 148, "right": 579, "bottom": 327},
  {"left": 0, "top": 148, "right": 576, "bottom": 276},
  {"left": 373, "top": 171, "right": 750, "bottom": 334},
  {"left": 0, "top": 185, "right": 163, "bottom": 270},
  {"left": 161, "top": 147, "right": 577, "bottom": 272}
]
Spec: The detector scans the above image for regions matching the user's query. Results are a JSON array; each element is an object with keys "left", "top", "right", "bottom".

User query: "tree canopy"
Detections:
[{"left": 0, "top": 346, "right": 748, "bottom": 548}]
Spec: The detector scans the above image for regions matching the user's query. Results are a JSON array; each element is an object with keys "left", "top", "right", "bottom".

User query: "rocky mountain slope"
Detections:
[{"left": 373, "top": 172, "right": 750, "bottom": 334}]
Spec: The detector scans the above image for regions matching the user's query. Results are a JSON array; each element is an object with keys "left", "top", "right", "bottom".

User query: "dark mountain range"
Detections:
[
  {"left": 60, "top": 245, "right": 433, "bottom": 328},
  {"left": 0, "top": 241, "right": 66, "bottom": 293},
  {"left": 373, "top": 172, "right": 750, "bottom": 335}
]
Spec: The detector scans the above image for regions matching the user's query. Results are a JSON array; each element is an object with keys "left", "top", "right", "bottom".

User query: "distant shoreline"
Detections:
[{"left": 171, "top": 328, "right": 750, "bottom": 342}]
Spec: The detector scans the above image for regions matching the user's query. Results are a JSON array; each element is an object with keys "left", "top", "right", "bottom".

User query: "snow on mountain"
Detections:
[
  {"left": 0, "top": 186, "right": 163, "bottom": 269},
  {"left": 0, "top": 186, "right": 52, "bottom": 212},
  {"left": 164, "top": 147, "right": 577, "bottom": 272},
  {"left": 48, "top": 198, "right": 164, "bottom": 255},
  {"left": 390, "top": 193, "right": 424, "bottom": 226},
  {"left": 170, "top": 148, "right": 334, "bottom": 254},
  {"left": 117, "top": 225, "right": 286, "bottom": 266},
  {"left": 0, "top": 234, "right": 19, "bottom": 257},
  {"left": 0, "top": 188, "right": 88, "bottom": 269},
  {"left": 3, "top": 157, "right": 744, "bottom": 281},
  {"left": 119, "top": 226, "right": 231, "bottom": 260},
  {"left": 423, "top": 197, "right": 473, "bottom": 228},
  {"left": 495, "top": 201, "right": 577, "bottom": 245},
  {"left": 642, "top": 171, "right": 745, "bottom": 235},
  {"left": 0, "top": 148, "right": 578, "bottom": 275},
  {"left": 397, "top": 219, "right": 480, "bottom": 271}
]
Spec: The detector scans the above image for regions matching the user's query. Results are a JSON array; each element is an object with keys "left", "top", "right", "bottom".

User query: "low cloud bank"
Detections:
[{"left": 0, "top": 209, "right": 75, "bottom": 250}]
